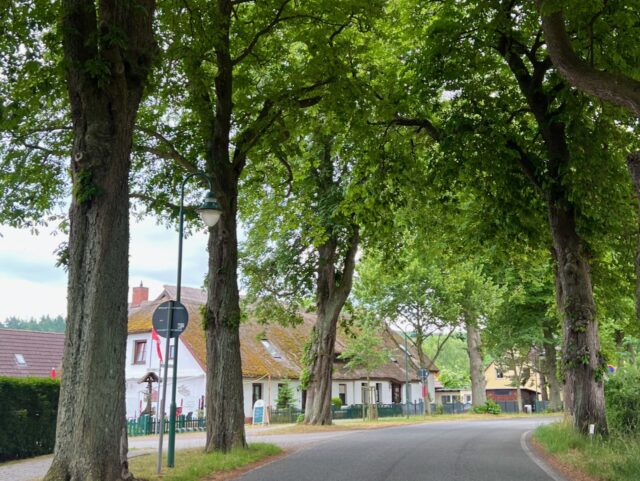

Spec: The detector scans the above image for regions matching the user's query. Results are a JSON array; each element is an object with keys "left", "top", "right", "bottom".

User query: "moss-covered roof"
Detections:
[{"left": 128, "top": 286, "right": 438, "bottom": 382}]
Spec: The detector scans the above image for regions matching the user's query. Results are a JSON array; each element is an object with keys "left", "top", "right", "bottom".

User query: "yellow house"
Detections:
[
  {"left": 484, "top": 361, "right": 540, "bottom": 391},
  {"left": 484, "top": 361, "right": 541, "bottom": 408}
]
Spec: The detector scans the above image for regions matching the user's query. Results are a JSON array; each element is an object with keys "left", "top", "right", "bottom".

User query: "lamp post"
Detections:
[{"left": 158, "top": 171, "right": 221, "bottom": 472}]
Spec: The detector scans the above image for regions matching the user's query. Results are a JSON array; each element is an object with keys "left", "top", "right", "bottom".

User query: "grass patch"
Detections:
[
  {"left": 258, "top": 412, "right": 556, "bottom": 435},
  {"left": 533, "top": 421, "right": 640, "bottom": 481},
  {"left": 129, "top": 443, "right": 281, "bottom": 481}
]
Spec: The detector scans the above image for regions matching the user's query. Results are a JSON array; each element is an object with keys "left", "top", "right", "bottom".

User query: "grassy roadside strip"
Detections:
[
  {"left": 533, "top": 422, "right": 640, "bottom": 481},
  {"left": 254, "top": 412, "right": 557, "bottom": 435},
  {"left": 128, "top": 443, "right": 282, "bottom": 481}
]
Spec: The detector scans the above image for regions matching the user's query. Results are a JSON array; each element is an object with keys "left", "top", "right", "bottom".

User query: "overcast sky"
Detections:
[{"left": 0, "top": 217, "right": 211, "bottom": 322}]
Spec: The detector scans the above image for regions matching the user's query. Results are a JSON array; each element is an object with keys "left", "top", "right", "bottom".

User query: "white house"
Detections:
[{"left": 126, "top": 284, "right": 438, "bottom": 421}]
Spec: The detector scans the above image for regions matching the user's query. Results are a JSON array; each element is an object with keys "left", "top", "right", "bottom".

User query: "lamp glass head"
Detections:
[{"left": 197, "top": 191, "right": 222, "bottom": 227}]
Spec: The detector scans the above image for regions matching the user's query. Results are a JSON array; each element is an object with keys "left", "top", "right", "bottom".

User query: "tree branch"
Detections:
[
  {"left": 137, "top": 128, "right": 198, "bottom": 173},
  {"left": 232, "top": 0, "right": 291, "bottom": 66},
  {"left": 506, "top": 139, "right": 543, "bottom": 192},
  {"left": 337, "top": 224, "right": 360, "bottom": 302},
  {"left": 232, "top": 99, "right": 279, "bottom": 173},
  {"left": 371, "top": 115, "right": 442, "bottom": 141},
  {"left": 536, "top": 0, "right": 640, "bottom": 117}
]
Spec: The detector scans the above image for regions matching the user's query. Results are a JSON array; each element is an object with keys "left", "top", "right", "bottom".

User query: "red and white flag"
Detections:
[{"left": 151, "top": 327, "right": 163, "bottom": 363}]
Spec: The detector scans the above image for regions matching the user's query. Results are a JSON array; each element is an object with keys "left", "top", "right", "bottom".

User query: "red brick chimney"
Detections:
[{"left": 131, "top": 282, "right": 149, "bottom": 307}]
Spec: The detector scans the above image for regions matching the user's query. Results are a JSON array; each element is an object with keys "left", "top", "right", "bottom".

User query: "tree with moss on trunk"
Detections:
[{"left": 0, "top": 0, "right": 160, "bottom": 480}]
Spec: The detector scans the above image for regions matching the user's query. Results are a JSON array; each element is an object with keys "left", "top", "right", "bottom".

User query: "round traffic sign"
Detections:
[{"left": 152, "top": 301, "right": 189, "bottom": 338}]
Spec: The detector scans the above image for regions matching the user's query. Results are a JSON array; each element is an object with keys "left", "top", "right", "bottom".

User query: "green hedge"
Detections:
[
  {"left": 605, "top": 366, "right": 640, "bottom": 436},
  {"left": 0, "top": 376, "right": 59, "bottom": 461}
]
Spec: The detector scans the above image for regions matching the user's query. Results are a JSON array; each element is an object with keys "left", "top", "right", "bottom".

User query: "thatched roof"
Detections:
[{"left": 128, "top": 286, "right": 438, "bottom": 383}]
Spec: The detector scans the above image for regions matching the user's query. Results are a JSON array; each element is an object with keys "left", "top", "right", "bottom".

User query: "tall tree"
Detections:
[
  {"left": 240, "top": 115, "right": 386, "bottom": 424},
  {"left": 133, "top": 0, "right": 385, "bottom": 441},
  {"left": 355, "top": 249, "right": 461, "bottom": 413},
  {"left": 44, "top": 0, "right": 156, "bottom": 480},
  {"left": 369, "top": 0, "right": 635, "bottom": 433},
  {"left": 535, "top": 0, "right": 640, "bottom": 326}
]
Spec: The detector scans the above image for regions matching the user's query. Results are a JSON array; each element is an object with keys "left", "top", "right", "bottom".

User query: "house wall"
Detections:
[
  {"left": 125, "top": 333, "right": 436, "bottom": 419},
  {"left": 242, "top": 378, "right": 304, "bottom": 417},
  {"left": 435, "top": 389, "right": 473, "bottom": 404},
  {"left": 485, "top": 361, "right": 540, "bottom": 392},
  {"left": 486, "top": 388, "right": 537, "bottom": 405},
  {"left": 125, "top": 332, "right": 205, "bottom": 418}
]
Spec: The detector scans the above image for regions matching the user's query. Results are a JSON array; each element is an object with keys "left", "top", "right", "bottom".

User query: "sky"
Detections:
[{"left": 0, "top": 217, "right": 211, "bottom": 322}]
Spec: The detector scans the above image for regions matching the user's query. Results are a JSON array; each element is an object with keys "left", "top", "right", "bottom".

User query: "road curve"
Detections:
[{"left": 238, "top": 417, "right": 563, "bottom": 481}]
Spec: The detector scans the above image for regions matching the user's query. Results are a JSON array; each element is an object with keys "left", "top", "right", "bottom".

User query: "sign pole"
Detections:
[{"left": 156, "top": 300, "right": 174, "bottom": 474}]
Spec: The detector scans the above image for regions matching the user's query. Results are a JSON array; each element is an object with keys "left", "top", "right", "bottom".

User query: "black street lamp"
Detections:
[{"left": 157, "top": 171, "right": 221, "bottom": 472}]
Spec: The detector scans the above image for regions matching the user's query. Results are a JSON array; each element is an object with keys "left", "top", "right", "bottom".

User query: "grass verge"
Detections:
[
  {"left": 533, "top": 421, "right": 640, "bottom": 481},
  {"left": 129, "top": 443, "right": 281, "bottom": 481},
  {"left": 255, "top": 412, "right": 556, "bottom": 435}
]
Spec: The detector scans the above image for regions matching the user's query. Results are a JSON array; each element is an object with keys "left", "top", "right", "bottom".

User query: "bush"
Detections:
[
  {"left": 605, "top": 366, "right": 640, "bottom": 436},
  {"left": 435, "top": 404, "right": 444, "bottom": 415},
  {"left": 331, "top": 397, "right": 343, "bottom": 409},
  {"left": 275, "top": 381, "right": 295, "bottom": 409},
  {"left": 0, "top": 376, "right": 59, "bottom": 461},
  {"left": 472, "top": 400, "right": 501, "bottom": 415},
  {"left": 296, "top": 414, "right": 305, "bottom": 423}
]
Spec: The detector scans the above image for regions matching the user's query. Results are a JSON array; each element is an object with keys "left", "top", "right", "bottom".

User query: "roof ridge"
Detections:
[{"left": 0, "top": 327, "right": 64, "bottom": 335}]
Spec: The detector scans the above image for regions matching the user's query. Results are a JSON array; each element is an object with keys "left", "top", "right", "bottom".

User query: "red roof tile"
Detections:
[{"left": 0, "top": 329, "right": 64, "bottom": 378}]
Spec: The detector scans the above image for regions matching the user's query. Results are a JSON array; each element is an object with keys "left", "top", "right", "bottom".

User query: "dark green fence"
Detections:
[
  {"left": 128, "top": 398, "right": 553, "bottom": 436},
  {"left": 127, "top": 415, "right": 206, "bottom": 437}
]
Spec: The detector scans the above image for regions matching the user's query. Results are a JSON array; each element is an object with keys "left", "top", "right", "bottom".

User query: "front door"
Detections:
[
  {"left": 392, "top": 382, "right": 401, "bottom": 403},
  {"left": 252, "top": 383, "right": 263, "bottom": 406}
]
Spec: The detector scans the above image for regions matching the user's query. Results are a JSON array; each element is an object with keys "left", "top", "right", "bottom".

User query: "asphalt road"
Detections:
[{"left": 237, "top": 418, "right": 563, "bottom": 481}]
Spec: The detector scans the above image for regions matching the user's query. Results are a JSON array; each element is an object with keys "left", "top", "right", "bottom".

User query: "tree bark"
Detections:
[
  {"left": 304, "top": 226, "right": 359, "bottom": 424},
  {"left": 626, "top": 152, "right": 640, "bottom": 323},
  {"left": 542, "top": 324, "right": 563, "bottom": 411},
  {"left": 548, "top": 199, "right": 608, "bottom": 434},
  {"left": 204, "top": 190, "right": 247, "bottom": 451},
  {"left": 45, "top": 1, "right": 155, "bottom": 480},
  {"left": 498, "top": 19, "right": 608, "bottom": 435},
  {"left": 303, "top": 139, "right": 360, "bottom": 425},
  {"left": 415, "top": 336, "right": 432, "bottom": 415},
  {"left": 535, "top": 1, "right": 640, "bottom": 117},
  {"left": 304, "top": 292, "right": 341, "bottom": 425},
  {"left": 466, "top": 321, "right": 486, "bottom": 407}
]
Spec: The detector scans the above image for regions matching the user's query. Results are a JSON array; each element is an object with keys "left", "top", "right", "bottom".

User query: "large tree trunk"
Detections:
[
  {"left": 466, "top": 321, "right": 486, "bottom": 407},
  {"left": 204, "top": 181, "right": 247, "bottom": 451},
  {"left": 45, "top": 2, "right": 155, "bottom": 480},
  {"left": 303, "top": 140, "right": 359, "bottom": 425},
  {"left": 304, "top": 297, "right": 341, "bottom": 425},
  {"left": 498, "top": 21, "right": 607, "bottom": 435},
  {"left": 304, "top": 230, "right": 358, "bottom": 424},
  {"left": 626, "top": 152, "right": 640, "bottom": 323},
  {"left": 542, "top": 324, "right": 563, "bottom": 411},
  {"left": 548, "top": 199, "right": 608, "bottom": 435}
]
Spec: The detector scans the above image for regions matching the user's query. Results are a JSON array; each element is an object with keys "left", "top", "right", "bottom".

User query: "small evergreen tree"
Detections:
[{"left": 276, "top": 381, "right": 296, "bottom": 409}]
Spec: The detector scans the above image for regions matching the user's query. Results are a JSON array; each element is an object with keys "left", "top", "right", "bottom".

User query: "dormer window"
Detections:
[
  {"left": 15, "top": 353, "right": 27, "bottom": 366},
  {"left": 261, "top": 340, "right": 281, "bottom": 359}
]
